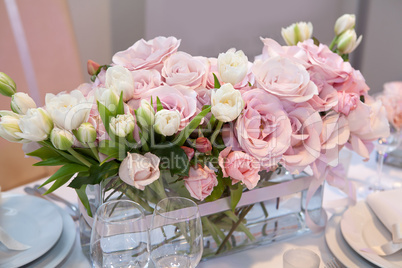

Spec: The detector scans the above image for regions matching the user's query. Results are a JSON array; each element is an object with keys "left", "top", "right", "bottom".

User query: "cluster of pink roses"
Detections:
[
  {"left": 75, "top": 35, "right": 387, "bottom": 201},
  {"left": 378, "top": 82, "right": 402, "bottom": 131}
]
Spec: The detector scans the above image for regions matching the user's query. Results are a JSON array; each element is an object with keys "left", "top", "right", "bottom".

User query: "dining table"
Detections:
[{"left": 4, "top": 149, "right": 402, "bottom": 268}]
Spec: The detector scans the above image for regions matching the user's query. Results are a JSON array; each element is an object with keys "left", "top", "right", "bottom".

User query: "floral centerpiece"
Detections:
[{"left": 0, "top": 14, "right": 390, "bottom": 257}]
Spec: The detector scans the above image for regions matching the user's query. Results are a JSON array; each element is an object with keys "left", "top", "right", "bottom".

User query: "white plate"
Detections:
[
  {"left": 325, "top": 213, "right": 376, "bottom": 268},
  {"left": 21, "top": 204, "right": 77, "bottom": 268},
  {"left": 340, "top": 201, "right": 402, "bottom": 268},
  {"left": 0, "top": 195, "right": 63, "bottom": 268}
]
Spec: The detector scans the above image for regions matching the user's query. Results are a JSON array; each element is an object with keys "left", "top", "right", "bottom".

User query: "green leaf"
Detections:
[
  {"left": 97, "top": 101, "right": 112, "bottom": 135},
  {"left": 213, "top": 73, "right": 221, "bottom": 89},
  {"left": 26, "top": 146, "right": 60, "bottom": 160},
  {"left": 173, "top": 105, "right": 211, "bottom": 146},
  {"left": 40, "top": 163, "right": 88, "bottom": 193},
  {"left": 76, "top": 185, "right": 92, "bottom": 217},
  {"left": 68, "top": 161, "right": 120, "bottom": 189},
  {"left": 39, "top": 140, "right": 82, "bottom": 165},
  {"left": 116, "top": 91, "right": 124, "bottom": 115},
  {"left": 99, "top": 140, "right": 127, "bottom": 161},
  {"left": 156, "top": 97, "right": 163, "bottom": 112},
  {"left": 230, "top": 184, "right": 243, "bottom": 211},
  {"left": 152, "top": 142, "right": 190, "bottom": 176},
  {"left": 33, "top": 156, "right": 71, "bottom": 166},
  {"left": 205, "top": 172, "right": 225, "bottom": 202}
]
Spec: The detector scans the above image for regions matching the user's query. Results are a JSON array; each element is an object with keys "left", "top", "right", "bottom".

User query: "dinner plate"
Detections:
[
  {"left": 325, "top": 213, "right": 376, "bottom": 268},
  {"left": 0, "top": 195, "right": 63, "bottom": 268},
  {"left": 21, "top": 205, "right": 77, "bottom": 268},
  {"left": 340, "top": 201, "right": 402, "bottom": 268}
]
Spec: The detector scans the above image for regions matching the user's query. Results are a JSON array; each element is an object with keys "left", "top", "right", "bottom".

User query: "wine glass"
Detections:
[
  {"left": 149, "top": 197, "right": 203, "bottom": 268},
  {"left": 90, "top": 200, "right": 149, "bottom": 268},
  {"left": 370, "top": 125, "right": 401, "bottom": 191}
]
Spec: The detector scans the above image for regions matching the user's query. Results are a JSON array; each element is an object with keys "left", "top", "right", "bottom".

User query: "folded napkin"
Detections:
[
  {"left": 0, "top": 187, "right": 31, "bottom": 251},
  {"left": 366, "top": 188, "right": 402, "bottom": 256}
]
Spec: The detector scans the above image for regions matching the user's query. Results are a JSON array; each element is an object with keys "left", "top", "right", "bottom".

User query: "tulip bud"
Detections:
[
  {"left": 50, "top": 127, "right": 74, "bottom": 150},
  {"left": 218, "top": 48, "right": 248, "bottom": 85},
  {"left": 95, "top": 87, "right": 119, "bottom": 112},
  {"left": 0, "top": 114, "right": 23, "bottom": 142},
  {"left": 109, "top": 114, "right": 135, "bottom": 138},
  {"left": 74, "top": 122, "right": 97, "bottom": 143},
  {"left": 0, "top": 72, "right": 17, "bottom": 97},
  {"left": 195, "top": 137, "right": 212, "bottom": 153},
  {"left": 136, "top": 99, "right": 155, "bottom": 128},
  {"left": 211, "top": 83, "right": 244, "bottom": 122},
  {"left": 337, "top": 29, "right": 362, "bottom": 54},
  {"left": 11, "top": 92, "right": 37, "bottom": 114},
  {"left": 87, "top": 60, "right": 101, "bottom": 76},
  {"left": 154, "top": 110, "right": 181, "bottom": 136},
  {"left": 334, "top": 14, "right": 355, "bottom": 36},
  {"left": 281, "top": 22, "right": 313, "bottom": 46}
]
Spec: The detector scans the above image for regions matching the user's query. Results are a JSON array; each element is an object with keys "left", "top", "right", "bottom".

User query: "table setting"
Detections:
[{"left": 1, "top": 12, "right": 402, "bottom": 267}]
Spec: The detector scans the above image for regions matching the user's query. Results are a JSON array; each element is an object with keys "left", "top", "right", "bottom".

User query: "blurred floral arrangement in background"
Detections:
[{"left": 0, "top": 13, "right": 391, "bottom": 254}]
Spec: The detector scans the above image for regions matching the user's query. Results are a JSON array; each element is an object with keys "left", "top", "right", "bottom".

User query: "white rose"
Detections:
[
  {"left": 337, "top": 29, "right": 362, "bottom": 54},
  {"left": 218, "top": 48, "right": 248, "bottom": 85},
  {"left": 109, "top": 113, "right": 136, "bottom": 137},
  {"left": 281, "top": 22, "right": 313, "bottom": 46},
  {"left": 119, "top": 152, "right": 160, "bottom": 190},
  {"left": 211, "top": 83, "right": 244, "bottom": 122},
  {"left": 154, "top": 110, "right": 181, "bottom": 136},
  {"left": 16, "top": 108, "right": 53, "bottom": 142},
  {"left": 46, "top": 90, "right": 92, "bottom": 130},
  {"left": 334, "top": 14, "right": 356, "bottom": 36},
  {"left": 11, "top": 92, "right": 37, "bottom": 114},
  {"left": 0, "top": 113, "right": 23, "bottom": 142},
  {"left": 105, "top": 65, "right": 134, "bottom": 101},
  {"left": 95, "top": 87, "right": 120, "bottom": 112},
  {"left": 50, "top": 127, "right": 74, "bottom": 150}
]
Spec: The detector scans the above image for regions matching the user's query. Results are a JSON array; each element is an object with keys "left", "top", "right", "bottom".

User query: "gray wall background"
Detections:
[{"left": 68, "top": 0, "right": 402, "bottom": 94}]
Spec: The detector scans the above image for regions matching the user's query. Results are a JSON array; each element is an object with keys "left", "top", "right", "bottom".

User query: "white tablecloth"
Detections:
[{"left": 5, "top": 151, "right": 402, "bottom": 267}]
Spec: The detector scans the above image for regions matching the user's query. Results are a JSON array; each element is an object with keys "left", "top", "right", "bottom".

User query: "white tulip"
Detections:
[
  {"left": 154, "top": 110, "right": 181, "bottom": 136},
  {"left": 337, "top": 29, "right": 362, "bottom": 54},
  {"left": 46, "top": 90, "right": 92, "bottom": 131},
  {"left": 0, "top": 113, "right": 23, "bottom": 142},
  {"left": 74, "top": 122, "right": 97, "bottom": 143},
  {"left": 136, "top": 99, "right": 155, "bottom": 127},
  {"left": 211, "top": 83, "right": 244, "bottom": 122},
  {"left": 0, "top": 72, "right": 16, "bottom": 97},
  {"left": 334, "top": 14, "right": 356, "bottom": 36},
  {"left": 218, "top": 48, "right": 248, "bottom": 85},
  {"left": 50, "top": 127, "right": 74, "bottom": 150},
  {"left": 105, "top": 65, "right": 134, "bottom": 101},
  {"left": 16, "top": 108, "right": 53, "bottom": 142},
  {"left": 281, "top": 22, "right": 313, "bottom": 46},
  {"left": 95, "top": 87, "right": 120, "bottom": 112},
  {"left": 11, "top": 92, "right": 37, "bottom": 114},
  {"left": 110, "top": 113, "right": 136, "bottom": 137}
]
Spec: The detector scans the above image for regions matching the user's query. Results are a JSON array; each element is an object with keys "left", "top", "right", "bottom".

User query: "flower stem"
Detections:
[
  {"left": 67, "top": 147, "right": 92, "bottom": 167},
  {"left": 210, "top": 121, "right": 223, "bottom": 145},
  {"left": 329, "top": 36, "right": 338, "bottom": 51},
  {"left": 88, "top": 142, "right": 100, "bottom": 162}
]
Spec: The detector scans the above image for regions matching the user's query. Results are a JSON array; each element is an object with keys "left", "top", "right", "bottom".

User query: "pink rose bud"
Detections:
[
  {"left": 195, "top": 137, "right": 212, "bottom": 153},
  {"left": 87, "top": 60, "right": 100, "bottom": 76},
  {"left": 181, "top": 146, "right": 195, "bottom": 160},
  {"left": 184, "top": 164, "right": 218, "bottom": 201},
  {"left": 334, "top": 91, "right": 359, "bottom": 115}
]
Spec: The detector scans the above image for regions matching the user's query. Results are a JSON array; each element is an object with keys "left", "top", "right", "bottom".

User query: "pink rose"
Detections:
[
  {"left": 280, "top": 101, "right": 322, "bottom": 174},
  {"left": 259, "top": 38, "right": 308, "bottom": 66},
  {"left": 235, "top": 89, "right": 292, "bottom": 168},
  {"left": 131, "top": 69, "right": 162, "bottom": 99},
  {"left": 139, "top": 85, "right": 198, "bottom": 130},
  {"left": 252, "top": 57, "right": 318, "bottom": 103},
  {"left": 333, "top": 91, "right": 359, "bottom": 115},
  {"left": 347, "top": 97, "right": 390, "bottom": 159},
  {"left": 307, "top": 82, "right": 338, "bottom": 112},
  {"left": 184, "top": 165, "right": 218, "bottom": 201},
  {"left": 218, "top": 147, "right": 261, "bottom": 190},
  {"left": 162, "top": 52, "right": 209, "bottom": 90},
  {"left": 112, "top": 36, "right": 180, "bottom": 70},
  {"left": 119, "top": 152, "right": 160, "bottom": 190},
  {"left": 194, "top": 88, "right": 211, "bottom": 111},
  {"left": 381, "top": 82, "right": 402, "bottom": 130},
  {"left": 76, "top": 83, "right": 93, "bottom": 97}
]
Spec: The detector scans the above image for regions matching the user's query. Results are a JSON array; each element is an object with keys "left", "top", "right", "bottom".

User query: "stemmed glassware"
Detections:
[
  {"left": 90, "top": 200, "right": 149, "bottom": 268},
  {"left": 149, "top": 197, "right": 203, "bottom": 268}
]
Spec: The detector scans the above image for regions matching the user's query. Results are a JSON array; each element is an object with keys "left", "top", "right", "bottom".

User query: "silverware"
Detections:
[
  {"left": 325, "top": 258, "right": 343, "bottom": 268},
  {"left": 24, "top": 185, "right": 79, "bottom": 221}
]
